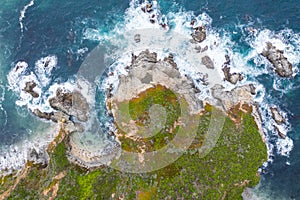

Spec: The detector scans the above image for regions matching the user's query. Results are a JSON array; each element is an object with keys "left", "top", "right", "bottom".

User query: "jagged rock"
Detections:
[
  {"left": 201, "top": 56, "right": 214, "bottom": 69},
  {"left": 249, "top": 84, "right": 256, "bottom": 95},
  {"left": 23, "top": 81, "right": 39, "bottom": 98},
  {"left": 27, "top": 148, "right": 48, "bottom": 167},
  {"left": 222, "top": 65, "right": 243, "bottom": 84},
  {"left": 191, "top": 26, "right": 206, "bottom": 43},
  {"left": 163, "top": 53, "right": 178, "bottom": 69},
  {"left": 134, "top": 34, "right": 141, "bottom": 43},
  {"left": 211, "top": 84, "right": 255, "bottom": 111},
  {"left": 49, "top": 89, "right": 89, "bottom": 122},
  {"left": 132, "top": 49, "right": 157, "bottom": 66},
  {"left": 110, "top": 50, "right": 203, "bottom": 114},
  {"left": 270, "top": 107, "right": 285, "bottom": 125},
  {"left": 261, "top": 42, "right": 293, "bottom": 77}
]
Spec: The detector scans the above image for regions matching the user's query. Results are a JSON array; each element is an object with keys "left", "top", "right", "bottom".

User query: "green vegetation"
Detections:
[
  {"left": 116, "top": 85, "right": 181, "bottom": 152},
  {"left": 2, "top": 86, "right": 267, "bottom": 200}
]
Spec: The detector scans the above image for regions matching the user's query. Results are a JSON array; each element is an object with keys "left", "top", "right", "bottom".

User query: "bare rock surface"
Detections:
[
  {"left": 110, "top": 50, "right": 203, "bottom": 115},
  {"left": 23, "top": 81, "right": 39, "bottom": 98},
  {"left": 211, "top": 84, "right": 255, "bottom": 111},
  {"left": 261, "top": 42, "right": 293, "bottom": 77},
  {"left": 270, "top": 107, "right": 285, "bottom": 125},
  {"left": 201, "top": 56, "right": 214, "bottom": 69}
]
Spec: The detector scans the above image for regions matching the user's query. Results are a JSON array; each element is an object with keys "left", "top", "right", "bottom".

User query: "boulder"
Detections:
[
  {"left": 201, "top": 56, "right": 214, "bottom": 69},
  {"left": 134, "top": 34, "right": 141, "bottom": 43},
  {"left": 191, "top": 26, "right": 206, "bottom": 43},
  {"left": 222, "top": 65, "right": 243, "bottom": 84},
  {"left": 261, "top": 42, "right": 293, "bottom": 77},
  {"left": 23, "top": 81, "right": 39, "bottom": 98},
  {"left": 270, "top": 107, "right": 285, "bottom": 125}
]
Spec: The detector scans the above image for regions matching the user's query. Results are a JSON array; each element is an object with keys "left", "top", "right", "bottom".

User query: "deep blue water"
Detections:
[{"left": 0, "top": 0, "right": 300, "bottom": 199}]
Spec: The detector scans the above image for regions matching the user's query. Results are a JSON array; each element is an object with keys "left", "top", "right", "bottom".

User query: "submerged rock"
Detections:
[
  {"left": 23, "top": 81, "right": 39, "bottom": 98},
  {"left": 201, "top": 55, "right": 214, "bottom": 69},
  {"left": 261, "top": 42, "right": 293, "bottom": 77},
  {"left": 134, "top": 34, "right": 141, "bottom": 43}
]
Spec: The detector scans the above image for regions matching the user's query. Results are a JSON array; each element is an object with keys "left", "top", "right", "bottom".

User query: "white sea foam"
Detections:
[
  {"left": 35, "top": 55, "right": 58, "bottom": 87},
  {"left": 19, "top": 0, "right": 34, "bottom": 33}
]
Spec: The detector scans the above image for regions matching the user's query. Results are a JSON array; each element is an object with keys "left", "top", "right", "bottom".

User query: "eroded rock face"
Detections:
[
  {"left": 262, "top": 42, "right": 293, "bottom": 77},
  {"left": 23, "top": 81, "right": 39, "bottom": 98}
]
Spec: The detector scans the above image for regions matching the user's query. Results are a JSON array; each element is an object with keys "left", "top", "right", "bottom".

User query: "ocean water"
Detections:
[{"left": 0, "top": 0, "right": 300, "bottom": 199}]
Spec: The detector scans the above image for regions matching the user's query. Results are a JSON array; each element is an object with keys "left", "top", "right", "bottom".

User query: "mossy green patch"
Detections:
[{"left": 116, "top": 84, "right": 182, "bottom": 153}]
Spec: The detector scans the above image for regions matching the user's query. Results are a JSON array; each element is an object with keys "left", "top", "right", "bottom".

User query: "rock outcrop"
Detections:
[
  {"left": 261, "top": 42, "right": 293, "bottom": 77},
  {"left": 270, "top": 107, "right": 285, "bottom": 125},
  {"left": 33, "top": 89, "right": 89, "bottom": 134},
  {"left": 222, "top": 65, "right": 243, "bottom": 84},
  {"left": 23, "top": 81, "right": 39, "bottom": 98},
  {"left": 109, "top": 50, "right": 203, "bottom": 115},
  {"left": 49, "top": 89, "right": 89, "bottom": 122}
]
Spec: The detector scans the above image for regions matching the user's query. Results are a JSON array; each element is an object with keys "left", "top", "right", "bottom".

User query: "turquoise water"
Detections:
[{"left": 0, "top": 0, "right": 300, "bottom": 198}]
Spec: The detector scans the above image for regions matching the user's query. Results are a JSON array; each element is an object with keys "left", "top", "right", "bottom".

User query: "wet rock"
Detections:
[
  {"left": 150, "top": 19, "right": 155, "bottom": 24},
  {"left": 33, "top": 109, "right": 53, "bottom": 121},
  {"left": 201, "top": 46, "right": 208, "bottom": 52},
  {"left": 201, "top": 56, "right": 214, "bottom": 69},
  {"left": 23, "top": 81, "right": 39, "bottom": 98},
  {"left": 273, "top": 125, "right": 286, "bottom": 139},
  {"left": 261, "top": 42, "right": 293, "bottom": 77},
  {"left": 249, "top": 84, "right": 256, "bottom": 95},
  {"left": 163, "top": 53, "right": 177, "bottom": 69},
  {"left": 191, "top": 26, "right": 206, "bottom": 43},
  {"left": 222, "top": 65, "right": 243, "bottom": 84},
  {"left": 134, "top": 34, "right": 141, "bottom": 43},
  {"left": 146, "top": 3, "right": 153, "bottom": 12},
  {"left": 224, "top": 55, "right": 230, "bottom": 65},
  {"left": 270, "top": 107, "right": 285, "bottom": 125}
]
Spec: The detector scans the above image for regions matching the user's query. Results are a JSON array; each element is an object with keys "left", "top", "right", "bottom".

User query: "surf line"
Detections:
[{"left": 19, "top": 0, "right": 35, "bottom": 33}]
